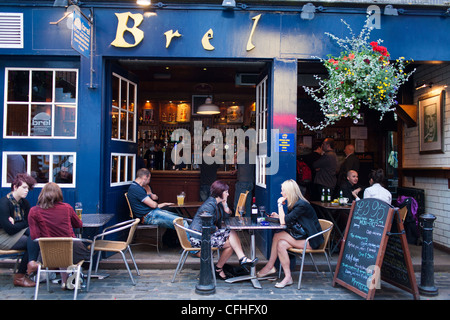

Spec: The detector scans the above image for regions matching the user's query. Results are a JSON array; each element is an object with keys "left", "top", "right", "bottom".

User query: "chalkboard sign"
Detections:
[
  {"left": 333, "top": 198, "right": 419, "bottom": 300},
  {"left": 381, "top": 213, "right": 419, "bottom": 299}
]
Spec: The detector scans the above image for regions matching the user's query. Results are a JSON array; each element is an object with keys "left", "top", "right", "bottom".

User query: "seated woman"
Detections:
[
  {"left": 189, "top": 180, "right": 257, "bottom": 280},
  {"left": 363, "top": 169, "right": 392, "bottom": 204},
  {"left": 257, "top": 179, "right": 323, "bottom": 288},
  {"left": 0, "top": 173, "right": 39, "bottom": 287},
  {"left": 28, "top": 182, "right": 90, "bottom": 290}
]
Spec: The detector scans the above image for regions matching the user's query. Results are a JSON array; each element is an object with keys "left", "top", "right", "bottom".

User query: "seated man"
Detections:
[
  {"left": 340, "top": 170, "right": 362, "bottom": 202},
  {"left": 127, "top": 168, "right": 186, "bottom": 229}
]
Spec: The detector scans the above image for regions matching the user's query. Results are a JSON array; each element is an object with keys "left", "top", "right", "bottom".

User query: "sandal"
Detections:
[
  {"left": 215, "top": 266, "right": 228, "bottom": 280},
  {"left": 239, "top": 256, "right": 258, "bottom": 272}
]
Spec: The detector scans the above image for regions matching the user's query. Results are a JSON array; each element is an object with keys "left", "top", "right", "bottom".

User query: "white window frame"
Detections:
[
  {"left": 110, "top": 153, "right": 136, "bottom": 187},
  {"left": 3, "top": 67, "right": 78, "bottom": 139},
  {"left": 256, "top": 75, "right": 268, "bottom": 188},
  {"left": 2, "top": 151, "right": 76, "bottom": 188},
  {"left": 111, "top": 73, "right": 137, "bottom": 143}
]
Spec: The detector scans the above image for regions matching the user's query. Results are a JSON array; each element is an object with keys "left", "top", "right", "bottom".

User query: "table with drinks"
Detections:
[
  {"left": 225, "top": 205, "right": 286, "bottom": 289},
  {"left": 167, "top": 192, "right": 203, "bottom": 218},
  {"left": 310, "top": 198, "right": 352, "bottom": 254}
]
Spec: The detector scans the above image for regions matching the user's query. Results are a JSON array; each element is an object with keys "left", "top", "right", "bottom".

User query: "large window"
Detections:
[
  {"left": 2, "top": 152, "right": 76, "bottom": 188},
  {"left": 111, "top": 153, "right": 135, "bottom": 186},
  {"left": 111, "top": 73, "right": 136, "bottom": 142},
  {"left": 4, "top": 68, "right": 78, "bottom": 138}
]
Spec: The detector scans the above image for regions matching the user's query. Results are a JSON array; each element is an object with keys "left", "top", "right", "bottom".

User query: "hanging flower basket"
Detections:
[{"left": 298, "top": 17, "right": 415, "bottom": 131}]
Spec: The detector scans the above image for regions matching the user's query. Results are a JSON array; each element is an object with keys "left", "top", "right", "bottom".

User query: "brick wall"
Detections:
[{"left": 403, "top": 63, "right": 450, "bottom": 248}]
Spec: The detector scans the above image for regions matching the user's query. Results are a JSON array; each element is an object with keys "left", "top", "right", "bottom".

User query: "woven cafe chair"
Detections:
[
  {"left": 86, "top": 218, "right": 140, "bottom": 291},
  {"left": 0, "top": 249, "right": 25, "bottom": 273},
  {"left": 234, "top": 191, "right": 249, "bottom": 217},
  {"left": 171, "top": 217, "right": 219, "bottom": 283},
  {"left": 125, "top": 192, "right": 159, "bottom": 254},
  {"left": 279, "top": 219, "right": 334, "bottom": 289},
  {"left": 34, "top": 237, "right": 84, "bottom": 300}
]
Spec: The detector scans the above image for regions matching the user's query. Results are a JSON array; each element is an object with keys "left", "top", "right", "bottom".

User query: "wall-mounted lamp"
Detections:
[
  {"left": 415, "top": 82, "right": 433, "bottom": 90},
  {"left": 53, "top": 0, "right": 78, "bottom": 6},
  {"left": 197, "top": 97, "right": 220, "bottom": 115},
  {"left": 301, "top": 3, "right": 316, "bottom": 20},
  {"left": 222, "top": 0, "right": 236, "bottom": 9},
  {"left": 384, "top": 5, "right": 399, "bottom": 16},
  {"left": 137, "top": 0, "right": 152, "bottom": 5}
]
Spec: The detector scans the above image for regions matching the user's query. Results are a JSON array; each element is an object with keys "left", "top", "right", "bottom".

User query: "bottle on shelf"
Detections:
[{"left": 321, "top": 188, "right": 325, "bottom": 202}]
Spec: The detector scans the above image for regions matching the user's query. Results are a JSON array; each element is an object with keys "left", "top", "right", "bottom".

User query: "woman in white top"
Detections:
[{"left": 363, "top": 169, "right": 392, "bottom": 204}]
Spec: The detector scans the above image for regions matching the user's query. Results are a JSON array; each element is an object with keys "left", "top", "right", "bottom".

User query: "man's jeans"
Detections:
[{"left": 143, "top": 208, "right": 188, "bottom": 229}]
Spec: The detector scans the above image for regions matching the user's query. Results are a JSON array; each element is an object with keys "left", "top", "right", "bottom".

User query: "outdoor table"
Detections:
[
  {"left": 310, "top": 201, "right": 352, "bottom": 254},
  {"left": 224, "top": 216, "right": 286, "bottom": 289},
  {"left": 169, "top": 201, "right": 203, "bottom": 218}
]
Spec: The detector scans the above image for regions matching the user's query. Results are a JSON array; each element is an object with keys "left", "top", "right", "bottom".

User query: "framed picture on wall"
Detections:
[{"left": 419, "top": 90, "right": 445, "bottom": 154}]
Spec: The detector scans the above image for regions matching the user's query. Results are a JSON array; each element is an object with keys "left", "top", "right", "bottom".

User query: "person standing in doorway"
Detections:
[{"left": 312, "top": 138, "right": 338, "bottom": 201}]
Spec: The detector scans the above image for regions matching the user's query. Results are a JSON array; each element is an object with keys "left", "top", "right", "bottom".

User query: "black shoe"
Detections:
[
  {"left": 215, "top": 266, "right": 228, "bottom": 280},
  {"left": 239, "top": 256, "right": 259, "bottom": 272}
]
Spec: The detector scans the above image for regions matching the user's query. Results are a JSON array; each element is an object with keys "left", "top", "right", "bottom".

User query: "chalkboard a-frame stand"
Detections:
[{"left": 332, "top": 198, "right": 420, "bottom": 300}]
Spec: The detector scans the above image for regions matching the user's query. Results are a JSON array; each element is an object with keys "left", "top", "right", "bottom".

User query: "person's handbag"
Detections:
[{"left": 288, "top": 222, "right": 307, "bottom": 240}]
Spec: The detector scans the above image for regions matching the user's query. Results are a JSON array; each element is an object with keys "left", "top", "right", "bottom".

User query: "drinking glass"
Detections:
[{"left": 75, "top": 202, "right": 83, "bottom": 220}]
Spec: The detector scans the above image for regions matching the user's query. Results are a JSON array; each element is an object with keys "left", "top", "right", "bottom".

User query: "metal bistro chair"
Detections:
[
  {"left": 280, "top": 219, "right": 334, "bottom": 290},
  {"left": 234, "top": 191, "right": 249, "bottom": 217},
  {"left": 34, "top": 237, "right": 84, "bottom": 300},
  {"left": 171, "top": 217, "right": 219, "bottom": 283},
  {"left": 125, "top": 192, "right": 160, "bottom": 254},
  {"left": 0, "top": 249, "right": 25, "bottom": 273},
  {"left": 86, "top": 218, "right": 140, "bottom": 291}
]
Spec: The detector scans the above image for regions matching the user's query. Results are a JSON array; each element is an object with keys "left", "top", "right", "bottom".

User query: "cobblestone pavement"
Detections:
[{"left": 0, "top": 267, "right": 448, "bottom": 301}]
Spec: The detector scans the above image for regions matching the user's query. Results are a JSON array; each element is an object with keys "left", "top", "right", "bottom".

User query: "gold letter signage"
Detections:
[
  {"left": 111, "top": 12, "right": 144, "bottom": 48},
  {"left": 246, "top": 14, "right": 261, "bottom": 51},
  {"left": 164, "top": 30, "right": 182, "bottom": 48},
  {"left": 201, "top": 28, "right": 215, "bottom": 51}
]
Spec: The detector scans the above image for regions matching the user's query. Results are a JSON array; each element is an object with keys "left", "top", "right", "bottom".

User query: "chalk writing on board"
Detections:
[{"left": 336, "top": 198, "right": 391, "bottom": 295}]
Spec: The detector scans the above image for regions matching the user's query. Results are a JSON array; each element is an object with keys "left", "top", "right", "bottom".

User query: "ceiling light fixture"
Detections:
[
  {"left": 197, "top": 97, "right": 220, "bottom": 115},
  {"left": 222, "top": 0, "right": 236, "bottom": 9},
  {"left": 137, "top": 0, "right": 151, "bottom": 6},
  {"left": 300, "top": 3, "right": 316, "bottom": 20}
]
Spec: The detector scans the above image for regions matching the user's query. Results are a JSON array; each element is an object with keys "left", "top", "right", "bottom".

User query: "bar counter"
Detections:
[{"left": 149, "top": 170, "right": 237, "bottom": 205}]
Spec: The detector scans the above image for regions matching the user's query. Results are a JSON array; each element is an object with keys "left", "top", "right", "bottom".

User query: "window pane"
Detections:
[
  {"left": 31, "top": 104, "right": 52, "bottom": 136},
  {"left": 54, "top": 104, "right": 76, "bottom": 136},
  {"left": 112, "top": 76, "right": 119, "bottom": 108},
  {"left": 128, "top": 112, "right": 134, "bottom": 141},
  {"left": 53, "top": 155, "right": 74, "bottom": 184},
  {"left": 111, "top": 156, "right": 118, "bottom": 183},
  {"left": 32, "top": 71, "right": 53, "bottom": 102},
  {"left": 111, "top": 107, "right": 119, "bottom": 139},
  {"left": 120, "top": 156, "right": 126, "bottom": 182},
  {"left": 55, "top": 71, "right": 77, "bottom": 102},
  {"left": 6, "top": 154, "right": 27, "bottom": 183},
  {"left": 6, "top": 104, "right": 28, "bottom": 136},
  {"left": 8, "top": 70, "right": 29, "bottom": 102},
  {"left": 31, "top": 154, "right": 49, "bottom": 183},
  {"left": 127, "top": 156, "right": 134, "bottom": 181},
  {"left": 121, "top": 80, "right": 127, "bottom": 110},
  {"left": 120, "top": 112, "right": 126, "bottom": 140},
  {"left": 129, "top": 83, "right": 135, "bottom": 112}
]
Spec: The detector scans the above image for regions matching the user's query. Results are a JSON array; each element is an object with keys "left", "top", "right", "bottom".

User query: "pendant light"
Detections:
[{"left": 197, "top": 97, "right": 220, "bottom": 115}]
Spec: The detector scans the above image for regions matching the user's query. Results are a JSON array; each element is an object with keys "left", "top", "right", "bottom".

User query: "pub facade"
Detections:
[{"left": 0, "top": 0, "right": 449, "bottom": 253}]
